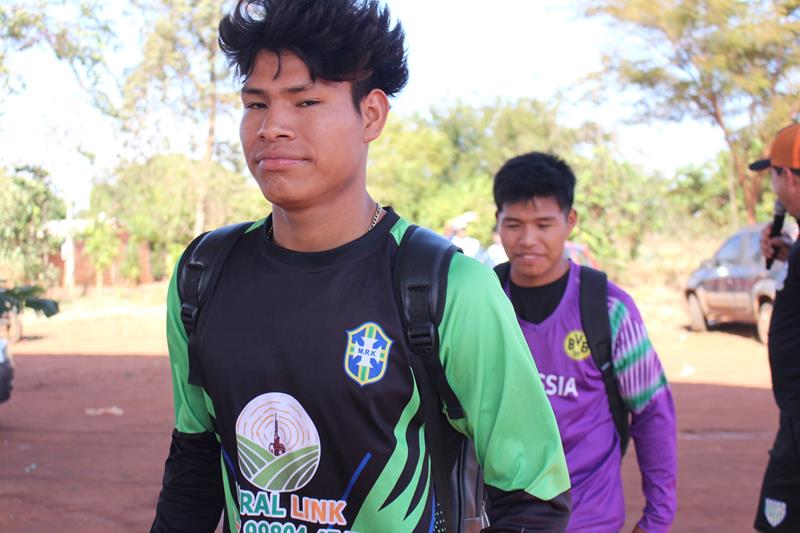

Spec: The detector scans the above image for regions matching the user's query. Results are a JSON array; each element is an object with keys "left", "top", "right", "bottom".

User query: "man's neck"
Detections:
[{"left": 271, "top": 195, "right": 382, "bottom": 252}]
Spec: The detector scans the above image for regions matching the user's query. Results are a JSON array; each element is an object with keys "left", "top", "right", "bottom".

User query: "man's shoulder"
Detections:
[
  {"left": 575, "top": 265, "right": 642, "bottom": 330},
  {"left": 597, "top": 271, "right": 637, "bottom": 311},
  {"left": 180, "top": 219, "right": 265, "bottom": 255},
  {"left": 441, "top": 254, "right": 508, "bottom": 317}
]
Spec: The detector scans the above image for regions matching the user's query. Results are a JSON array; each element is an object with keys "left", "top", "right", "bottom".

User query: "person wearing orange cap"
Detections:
[{"left": 750, "top": 123, "right": 800, "bottom": 532}]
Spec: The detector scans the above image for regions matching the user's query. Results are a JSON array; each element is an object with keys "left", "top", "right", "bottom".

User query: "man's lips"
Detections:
[
  {"left": 514, "top": 253, "right": 547, "bottom": 261},
  {"left": 257, "top": 156, "right": 307, "bottom": 171}
]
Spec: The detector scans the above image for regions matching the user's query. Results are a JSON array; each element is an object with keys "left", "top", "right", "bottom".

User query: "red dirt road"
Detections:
[{"left": 0, "top": 284, "right": 780, "bottom": 532}]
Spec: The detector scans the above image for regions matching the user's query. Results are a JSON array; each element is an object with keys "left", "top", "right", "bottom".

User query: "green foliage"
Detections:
[
  {"left": 120, "top": 240, "right": 142, "bottom": 285},
  {"left": 368, "top": 116, "right": 459, "bottom": 232},
  {"left": 666, "top": 149, "right": 781, "bottom": 237},
  {"left": 667, "top": 160, "right": 732, "bottom": 228},
  {"left": 0, "top": 166, "right": 65, "bottom": 284},
  {"left": 81, "top": 215, "right": 121, "bottom": 286},
  {"left": 122, "top": 0, "right": 243, "bottom": 235},
  {"left": 584, "top": 0, "right": 800, "bottom": 224},
  {"left": 0, "top": 284, "right": 59, "bottom": 317},
  {"left": 89, "top": 154, "right": 267, "bottom": 271},
  {"left": 370, "top": 99, "right": 663, "bottom": 268},
  {"left": 572, "top": 145, "right": 666, "bottom": 267},
  {"left": 0, "top": 1, "right": 115, "bottom": 107}
]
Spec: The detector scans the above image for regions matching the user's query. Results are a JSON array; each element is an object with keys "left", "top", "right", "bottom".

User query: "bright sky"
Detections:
[{"left": 0, "top": 0, "right": 724, "bottom": 211}]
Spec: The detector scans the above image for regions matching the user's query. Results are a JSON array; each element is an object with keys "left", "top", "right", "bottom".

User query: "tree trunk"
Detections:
[
  {"left": 192, "top": 33, "right": 219, "bottom": 236},
  {"left": 710, "top": 106, "right": 741, "bottom": 228},
  {"left": 732, "top": 150, "right": 756, "bottom": 224}
]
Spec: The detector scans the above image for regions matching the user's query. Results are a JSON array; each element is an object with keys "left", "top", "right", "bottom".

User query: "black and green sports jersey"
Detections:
[{"left": 158, "top": 209, "right": 569, "bottom": 533}]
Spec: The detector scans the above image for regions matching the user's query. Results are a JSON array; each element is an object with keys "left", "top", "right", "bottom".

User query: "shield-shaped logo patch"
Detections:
[
  {"left": 765, "top": 497, "right": 787, "bottom": 527},
  {"left": 344, "top": 321, "right": 393, "bottom": 386}
]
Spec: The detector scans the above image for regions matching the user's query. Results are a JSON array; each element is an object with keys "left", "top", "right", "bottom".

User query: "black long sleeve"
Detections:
[
  {"left": 151, "top": 429, "right": 225, "bottom": 533},
  {"left": 484, "top": 485, "right": 571, "bottom": 533}
]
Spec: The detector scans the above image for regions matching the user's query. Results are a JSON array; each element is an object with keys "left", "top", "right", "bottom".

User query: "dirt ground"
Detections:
[{"left": 0, "top": 282, "right": 780, "bottom": 532}]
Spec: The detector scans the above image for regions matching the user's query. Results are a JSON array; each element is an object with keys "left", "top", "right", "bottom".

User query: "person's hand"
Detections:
[
  {"left": 760, "top": 223, "right": 793, "bottom": 263},
  {"left": 632, "top": 526, "right": 648, "bottom": 533}
]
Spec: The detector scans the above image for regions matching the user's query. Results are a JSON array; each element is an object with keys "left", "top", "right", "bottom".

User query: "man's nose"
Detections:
[
  {"left": 257, "top": 108, "right": 295, "bottom": 141},
  {"left": 520, "top": 226, "right": 539, "bottom": 246}
]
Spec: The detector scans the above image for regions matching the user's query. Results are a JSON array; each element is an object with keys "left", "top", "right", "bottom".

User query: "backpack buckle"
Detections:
[
  {"left": 180, "top": 303, "right": 199, "bottom": 333},
  {"left": 407, "top": 323, "right": 436, "bottom": 355}
]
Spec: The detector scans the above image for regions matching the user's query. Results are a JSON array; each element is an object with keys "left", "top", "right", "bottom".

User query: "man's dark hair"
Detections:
[
  {"left": 493, "top": 151, "right": 576, "bottom": 214},
  {"left": 219, "top": 0, "right": 408, "bottom": 108}
]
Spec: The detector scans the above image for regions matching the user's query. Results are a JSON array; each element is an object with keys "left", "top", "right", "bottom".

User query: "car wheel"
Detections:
[
  {"left": 757, "top": 302, "right": 773, "bottom": 345},
  {"left": 0, "top": 362, "right": 12, "bottom": 403},
  {"left": 687, "top": 293, "right": 708, "bottom": 332},
  {"left": 1, "top": 310, "right": 22, "bottom": 343}
]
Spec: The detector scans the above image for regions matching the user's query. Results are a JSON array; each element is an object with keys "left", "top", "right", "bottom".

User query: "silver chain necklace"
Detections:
[{"left": 268, "top": 202, "right": 382, "bottom": 242}]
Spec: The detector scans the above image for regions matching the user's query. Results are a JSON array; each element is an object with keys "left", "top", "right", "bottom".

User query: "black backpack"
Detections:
[
  {"left": 178, "top": 222, "right": 487, "bottom": 533},
  {"left": 493, "top": 263, "right": 631, "bottom": 455}
]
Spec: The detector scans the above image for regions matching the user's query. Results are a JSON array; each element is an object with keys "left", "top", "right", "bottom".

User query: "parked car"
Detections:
[
  {"left": 685, "top": 224, "right": 793, "bottom": 343},
  {"left": 0, "top": 339, "right": 13, "bottom": 404}
]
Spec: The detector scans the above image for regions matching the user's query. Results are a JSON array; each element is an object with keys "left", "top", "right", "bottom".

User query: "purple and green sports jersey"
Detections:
[{"left": 505, "top": 262, "right": 677, "bottom": 533}]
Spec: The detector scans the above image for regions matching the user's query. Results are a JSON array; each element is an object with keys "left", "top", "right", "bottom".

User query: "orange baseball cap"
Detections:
[{"left": 749, "top": 123, "right": 800, "bottom": 171}]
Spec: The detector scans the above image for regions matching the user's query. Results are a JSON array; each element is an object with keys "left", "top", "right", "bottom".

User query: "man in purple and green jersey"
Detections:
[{"left": 492, "top": 152, "right": 677, "bottom": 533}]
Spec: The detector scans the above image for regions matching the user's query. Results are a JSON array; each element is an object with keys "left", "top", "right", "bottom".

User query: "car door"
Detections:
[
  {"left": 705, "top": 234, "right": 744, "bottom": 314},
  {"left": 730, "top": 230, "right": 765, "bottom": 320}
]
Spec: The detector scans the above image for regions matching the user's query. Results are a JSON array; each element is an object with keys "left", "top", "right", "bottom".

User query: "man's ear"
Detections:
[
  {"left": 567, "top": 208, "right": 578, "bottom": 234},
  {"left": 360, "top": 89, "right": 390, "bottom": 143},
  {"left": 790, "top": 168, "right": 800, "bottom": 190}
]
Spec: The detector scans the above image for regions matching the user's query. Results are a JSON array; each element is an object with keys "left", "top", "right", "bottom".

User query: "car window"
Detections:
[
  {"left": 747, "top": 231, "right": 763, "bottom": 264},
  {"left": 715, "top": 234, "right": 743, "bottom": 264}
]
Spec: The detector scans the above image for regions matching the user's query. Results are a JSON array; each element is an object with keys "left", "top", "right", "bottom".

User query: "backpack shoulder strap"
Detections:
[
  {"left": 394, "top": 225, "right": 465, "bottom": 531},
  {"left": 579, "top": 265, "right": 630, "bottom": 455},
  {"left": 394, "top": 225, "right": 464, "bottom": 420},
  {"left": 493, "top": 262, "right": 510, "bottom": 286},
  {"left": 178, "top": 221, "right": 252, "bottom": 386}
]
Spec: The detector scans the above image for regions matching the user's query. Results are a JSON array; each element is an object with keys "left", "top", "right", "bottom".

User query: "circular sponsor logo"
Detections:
[
  {"left": 563, "top": 330, "right": 591, "bottom": 361},
  {"left": 236, "top": 392, "right": 321, "bottom": 492}
]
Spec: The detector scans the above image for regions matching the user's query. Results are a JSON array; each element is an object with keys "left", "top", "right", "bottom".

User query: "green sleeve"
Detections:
[
  {"left": 166, "top": 260, "right": 215, "bottom": 434},
  {"left": 438, "top": 253, "right": 570, "bottom": 501}
]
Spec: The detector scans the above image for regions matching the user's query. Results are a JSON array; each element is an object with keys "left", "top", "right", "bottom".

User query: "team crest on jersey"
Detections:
[
  {"left": 235, "top": 392, "right": 321, "bottom": 493},
  {"left": 344, "top": 321, "right": 393, "bottom": 386},
  {"left": 564, "top": 330, "right": 591, "bottom": 361},
  {"left": 765, "top": 497, "right": 787, "bottom": 527}
]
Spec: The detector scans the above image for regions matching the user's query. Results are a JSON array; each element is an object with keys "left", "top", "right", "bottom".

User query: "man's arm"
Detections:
[
  {"left": 438, "top": 254, "right": 572, "bottom": 532},
  {"left": 152, "top": 431, "right": 224, "bottom": 532},
  {"left": 151, "top": 264, "right": 224, "bottom": 533},
  {"left": 483, "top": 488, "right": 572, "bottom": 533},
  {"left": 608, "top": 293, "right": 677, "bottom": 533}
]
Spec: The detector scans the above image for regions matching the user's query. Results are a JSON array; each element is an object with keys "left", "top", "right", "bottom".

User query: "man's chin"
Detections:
[
  {"left": 263, "top": 191, "right": 317, "bottom": 213},
  {"left": 510, "top": 259, "right": 566, "bottom": 283}
]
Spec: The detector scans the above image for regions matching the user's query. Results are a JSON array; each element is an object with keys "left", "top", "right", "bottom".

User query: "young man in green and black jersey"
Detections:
[{"left": 150, "top": 2, "right": 570, "bottom": 532}]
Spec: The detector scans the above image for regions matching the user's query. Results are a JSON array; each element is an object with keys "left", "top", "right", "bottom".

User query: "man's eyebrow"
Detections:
[
  {"left": 240, "top": 83, "right": 316, "bottom": 96},
  {"left": 501, "top": 214, "right": 558, "bottom": 222},
  {"left": 283, "top": 82, "right": 315, "bottom": 94},
  {"left": 241, "top": 86, "right": 265, "bottom": 96}
]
